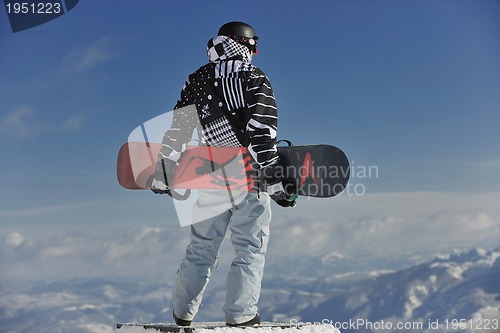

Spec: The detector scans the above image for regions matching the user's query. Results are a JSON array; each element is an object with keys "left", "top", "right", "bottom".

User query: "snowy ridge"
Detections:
[{"left": 298, "top": 248, "right": 500, "bottom": 333}]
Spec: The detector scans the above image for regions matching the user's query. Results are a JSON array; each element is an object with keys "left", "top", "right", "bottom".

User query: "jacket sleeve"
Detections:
[
  {"left": 245, "top": 70, "right": 279, "bottom": 168},
  {"left": 158, "top": 78, "right": 198, "bottom": 163}
]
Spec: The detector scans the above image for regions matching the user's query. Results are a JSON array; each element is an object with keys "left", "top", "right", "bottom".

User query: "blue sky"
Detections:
[{"left": 1, "top": 1, "right": 499, "bottom": 245}]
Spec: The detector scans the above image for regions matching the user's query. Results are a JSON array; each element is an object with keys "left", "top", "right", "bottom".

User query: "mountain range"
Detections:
[{"left": 1, "top": 245, "right": 499, "bottom": 333}]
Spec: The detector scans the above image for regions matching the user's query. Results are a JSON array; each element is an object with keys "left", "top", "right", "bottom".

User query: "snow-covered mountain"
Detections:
[
  {"left": 1, "top": 247, "right": 499, "bottom": 333},
  {"left": 297, "top": 248, "right": 500, "bottom": 333}
]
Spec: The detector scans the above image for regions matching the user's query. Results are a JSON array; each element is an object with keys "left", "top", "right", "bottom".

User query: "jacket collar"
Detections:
[{"left": 207, "top": 35, "right": 252, "bottom": 63}]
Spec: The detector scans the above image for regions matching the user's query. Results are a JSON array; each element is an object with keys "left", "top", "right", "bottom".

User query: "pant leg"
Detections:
[
  {"left": 173, "top": 208, "right": 231, "bottom": 321},
  {"left": 224, "top": 191, "right": 271, "bottom": 324}
]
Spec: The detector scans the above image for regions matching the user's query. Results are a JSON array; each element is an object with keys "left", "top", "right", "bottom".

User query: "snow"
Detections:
[
  {"left": 199, "top": 325, "right": 339, "bottom": 333},
  {"left": 117, "top": 324, "right": 339, "bottom": 333},
  {"left": 77, "top": 323, "right": 115, "bottom": 333},
  {"left": 430, "top": 261, "right": 465, "bottom": 279}
]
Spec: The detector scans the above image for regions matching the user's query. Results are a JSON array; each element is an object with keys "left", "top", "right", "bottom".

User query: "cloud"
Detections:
[
  {"left": 269, "top": 191, "right": 500, "bottom": 258},
  {"left": 0, "top": 202, "right": 92, "bottom": 218},
  {"left": 61, "top": 114, "right": 86, "bottom": 131},
  {"left": 62, "top": 36, "right": 117, "bottom": 73},
  {"left": 5, "top": 232, "right": 25, "bottom": 247},
  {"left": 0, "top": 107, "right": 85, "bottom": 139},
  {"left": 0, "top": 107, "right": 35, "bottom": 138},
  {"left": 1, "top": 191, "right": 499, "bottom": 284},
  {"left": 0, "top": 227, "right": 190, "bottom": 283}
]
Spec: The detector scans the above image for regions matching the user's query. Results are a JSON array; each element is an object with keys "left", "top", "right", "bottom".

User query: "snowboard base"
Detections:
[
  {"left": 117, "top": 142, "right": 350, "bottom": 198},
  {"left": 116, "top": 322, "right": 309, "bottom": 332}
]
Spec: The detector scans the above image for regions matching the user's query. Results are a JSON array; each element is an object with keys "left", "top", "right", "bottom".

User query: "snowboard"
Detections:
[
  {"left": 117, "top": 142, "right": 349, "bottom": 198},
  {"left": 116, "top": 322, "right": 308, "bottom": 332}
]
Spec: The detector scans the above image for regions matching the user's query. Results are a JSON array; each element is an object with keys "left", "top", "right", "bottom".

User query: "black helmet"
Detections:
[{"left": 218, "top": 21, "right": 259, "bottom": 54}]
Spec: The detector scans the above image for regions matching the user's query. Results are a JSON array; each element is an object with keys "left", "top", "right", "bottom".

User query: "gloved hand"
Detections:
[
  {"left": 146, "top": 159, "right": 175, "bottom": 197},
  {"left": 260, "top": 163, "right": 298, "bottom": 208},
  {"left": 269, "top": 178, "right": 298, "bottom": 207}
]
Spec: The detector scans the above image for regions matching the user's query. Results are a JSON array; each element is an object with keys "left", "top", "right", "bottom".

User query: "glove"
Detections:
[
  {"left": 269, "top": 178, "right": 298, "bottom": 207},
  {"left": 260, "top": 163, "right": 298, "bottom": 208},
  {"left": 147, "top": 158, "right": 175, "bottom": 197},
  {"left": 150, "top": 177, "right": 171, "bottom": 196}
]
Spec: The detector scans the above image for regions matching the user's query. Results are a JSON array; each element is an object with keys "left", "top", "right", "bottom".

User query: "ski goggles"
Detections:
[{"left": 229, "top": 35, "right": 259, "bottom": 54}]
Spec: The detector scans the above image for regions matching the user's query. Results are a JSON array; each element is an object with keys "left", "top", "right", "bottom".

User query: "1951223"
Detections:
[{"left": 5, "top": 2, "right": 62, "bottom": 14}]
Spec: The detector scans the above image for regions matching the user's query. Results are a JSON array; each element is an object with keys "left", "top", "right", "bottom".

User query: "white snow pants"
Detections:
[{"left": 172, "top": 190, "right": 271, "bottom": 324}]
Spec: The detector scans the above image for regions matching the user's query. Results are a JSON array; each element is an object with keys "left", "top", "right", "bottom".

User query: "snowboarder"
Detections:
[{"left": 149, "top": 21, "right": 297, "bottom": 326}]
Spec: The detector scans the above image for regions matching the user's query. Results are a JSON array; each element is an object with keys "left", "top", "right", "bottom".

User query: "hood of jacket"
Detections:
[{"left": 207, "top": 35, "right": 252, "bottom": 63}]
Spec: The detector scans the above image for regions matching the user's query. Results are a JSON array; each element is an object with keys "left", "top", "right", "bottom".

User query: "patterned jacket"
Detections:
[{"left": 159, "top": 35, "right": 279, "bottom": 169}]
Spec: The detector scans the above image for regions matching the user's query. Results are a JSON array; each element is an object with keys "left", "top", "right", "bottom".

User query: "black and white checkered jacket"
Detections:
[{"left": 159, "top": 35, "right": 279, "bottom": 169}]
